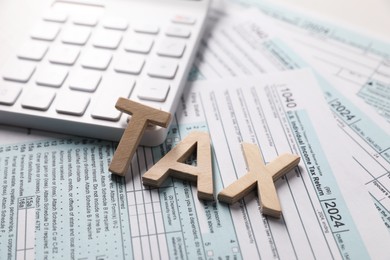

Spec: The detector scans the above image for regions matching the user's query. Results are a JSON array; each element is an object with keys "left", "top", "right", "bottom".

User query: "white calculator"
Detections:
[{"left": 0, "top": 0, "right": 210, "bottom": 146}]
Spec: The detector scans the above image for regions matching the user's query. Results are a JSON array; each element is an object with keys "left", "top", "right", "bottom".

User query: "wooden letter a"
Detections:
[{"left": 142, "top": 131, "right": 214, "bottom": 200}]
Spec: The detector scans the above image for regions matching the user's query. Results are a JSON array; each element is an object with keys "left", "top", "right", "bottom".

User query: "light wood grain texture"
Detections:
[
  {"left": 218, "top": 142, "right": 300, "bottom": 218},
  {"left": 143, "top": 131, "right": 214, "bottom": 200},
  {"left": 109, "top": 98, "right": 171, "bottom": 176}
]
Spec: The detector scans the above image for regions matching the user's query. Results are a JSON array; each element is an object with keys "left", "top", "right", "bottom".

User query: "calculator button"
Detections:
[
  {"left": 48, "top": 45, "right": 80, "bottom": 65},
  {"left": 137, "top": 80, "right": 170, "bottom": 102},
  {"left": 42, "top": 10, "right": 68, "bottom": 23},
  {"left": 17, "top": 41, "right": 48, "bottom": 61},
  {"left": 101, "top": 17, "right": 128, "bottom": 31},
  {"left": 92, "top": 29, "right": 122, "bottom": 49},
  {"left": 68, "top": 69, "right": 102, "bottom": 92},
  {"left": 72, "top": 15, "right": 98, "bottom": 27},
  {"left": 0, "top": 85, "right": 22, "bottom": 105},
  {"left": 80, "top": 49, "right": 112, "bottom": 70},
  {"left": 147, "top": 59, "right": 178, "bottom": 79},
  {"left": 165, "top": 26, "right": 191, "bottom": 38},
  {"left": 91, "top": 74, "right": 135, "bottom": 121},
  {"left": 133, "top": 24, "right": 159, "bottom": 34},
  {"left": 157, "top": 40, "right": 186, "bottom": 58},
  {"left": 171, "top": 15, "right": 196, "bottom": 25},
  {"left": 35, "top": 65, "right": 68, "bottom": 88},
  {"left": 123, "top": 36, "right": 154, "bottom": 54},
  {"left": 113, "top": 54, "right": 145, "bottom": 75},
  {"left": 30, "top": 22, "right": 61, "bottom": 41},
  {"left": 20, "top": 87, "right": 56, "bottom": 111},
  {"left": 2, "top": 60, "right": 35, "bottom": 83},
  {"left": 61, "top": 26, "right": 91, "bottom": 45},
  {"left": 56, "top": 91, "right": 90, "bottom": 116}
]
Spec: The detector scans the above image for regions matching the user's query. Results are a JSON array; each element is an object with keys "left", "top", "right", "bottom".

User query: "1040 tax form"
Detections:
[
  {"left": 182, "top": 69, "right": 390, "bottom": 259},
  {"left": 192, "top": 5, "right": 390, "bottom": 231},
  {"left": 2, "top": 70, "right": 387, "bottom": 259}
]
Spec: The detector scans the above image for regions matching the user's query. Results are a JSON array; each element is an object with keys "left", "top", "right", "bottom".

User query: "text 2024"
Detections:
[
  {"left": 324, "top": 200, "right": 345, "bottom": 228},
  {"left": 330, "top": 100, "right": 356, "bottom": 121}
]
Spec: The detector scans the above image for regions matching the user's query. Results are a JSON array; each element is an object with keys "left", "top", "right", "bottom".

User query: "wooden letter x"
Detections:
[
  {"left": 109, "top": 98, "right": 171, "bottom": 176},
  {"left": 218, "top": 143, "right": 300, "bottom": 218},
  {"left": 142, "top": 131, "right": 213, "bottom": 200}
]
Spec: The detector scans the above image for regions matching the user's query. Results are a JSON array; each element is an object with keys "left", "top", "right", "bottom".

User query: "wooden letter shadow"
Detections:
[{"left": 218, "top": 143, "right": 300, "bottom": 218}]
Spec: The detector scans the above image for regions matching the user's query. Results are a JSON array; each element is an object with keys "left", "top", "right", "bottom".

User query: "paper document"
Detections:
[
  {"left": 1, "top": 70, "right": 389, "bottom": 259},
  {"left": 191, "top": 5, "right": 390, "bottom": 230},
  {"left": 247, "top": 9, "right": 390, "bottom": 230},
  {"left": 231, "top": 0, "right": 390, "bottom": 122},
  {"left": 185, "top": 70, "right": 390, "bottom": 259}
]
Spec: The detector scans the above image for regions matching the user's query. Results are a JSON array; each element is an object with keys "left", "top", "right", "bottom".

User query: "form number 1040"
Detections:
[{"left": 280, "top": 88, "right": 297, "bottom": 108}]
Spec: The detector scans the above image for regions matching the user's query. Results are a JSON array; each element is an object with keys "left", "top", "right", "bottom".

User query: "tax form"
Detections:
[
  {"left": 191, "top": 4, "right": 390, "bottom": 230},
  {"left": 231, "top": 0, "right": 390, "bottom": 123},
  {"left": 183, "top": 70, "right": 390, "bottom": 259},
  {"left": 1, "top": 70, "right": 390, "bottom": 259}
]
